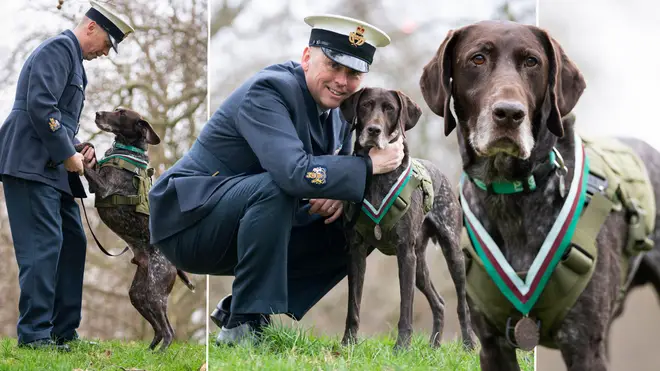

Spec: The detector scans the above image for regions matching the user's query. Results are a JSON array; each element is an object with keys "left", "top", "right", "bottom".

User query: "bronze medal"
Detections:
[
  {"left": 514, "top": 316, "right": 539, "bottom": 351},
  {"left": 374, "top": 224, "right": 382, "bottom": 240}
]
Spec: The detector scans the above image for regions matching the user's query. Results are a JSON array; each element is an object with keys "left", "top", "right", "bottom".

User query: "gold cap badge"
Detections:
[{"left": 348, "top": 25, "right": 366, "bottom": 47}]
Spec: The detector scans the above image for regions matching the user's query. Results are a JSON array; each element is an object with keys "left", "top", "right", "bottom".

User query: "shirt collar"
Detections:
[
  {"left": 317, "top": 105, "right": 330, "bottom": 118},
  {"left": 63, "top": 29, "right": 83, "bottom": 61}
]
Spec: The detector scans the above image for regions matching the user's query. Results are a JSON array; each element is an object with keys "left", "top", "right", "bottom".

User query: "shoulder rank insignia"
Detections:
[
  {"left": 305, "top": 166, "right": 327, "bottom": 185},
  {"left": 349, "top": 25, "right": 366, "bottom": 47},
  {"left": 48, "top": 118, "right": 61, "bottom": 132}
]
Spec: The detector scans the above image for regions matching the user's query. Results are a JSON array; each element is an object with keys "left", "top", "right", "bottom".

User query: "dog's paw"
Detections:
[
  {"left": 393, "top": 342, "right": 411, "bottom": 353},
  {"left": 462, "top": 337, "right": 476, "bottom": 351},
  {"left": 429, "top": 332, "right": 442, "bottom": 349},
  {"left": 74, "top": 142, "right": 94, "bottom": 152},
  {"left": 341, "top": 334, "right": 357, "bottom": 347}
]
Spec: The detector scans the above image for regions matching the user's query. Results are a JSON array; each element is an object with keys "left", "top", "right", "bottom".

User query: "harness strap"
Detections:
[
  {"left": 343, "top": 159, "right": 434, "bottom": 255},
  {"left": 80, "top": 148, "right": 152, "bottom": 257},
  {"left": 462, "top": 170, "right": 615, "bottom": 347},
  {"left": 95, "top": 193, "right": 146, "bottom": 207},
  {"left": 97, "top": 155, "right": 149, "bottom": 171},
  {"left": 93, "top": 154, "right": 153, "bottom": 213},
  {"left": 538, "top": 190, "right": 612, "bottom": 337}
]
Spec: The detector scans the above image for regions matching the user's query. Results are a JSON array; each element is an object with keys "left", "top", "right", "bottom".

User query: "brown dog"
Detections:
[
  {"left": 419, "top": 20, "right": 660, "bottom": 370},
  {"left": 75, "top": 108, "right": 195, "bottom": 351},
  {"left": 339, "top": 87, "right": 475, "bottom": 351}
]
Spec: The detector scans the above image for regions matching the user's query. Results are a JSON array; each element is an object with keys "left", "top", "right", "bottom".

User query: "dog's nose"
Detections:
[
  {"left": 366, "top": 126, "right": 382, "bottom": 136},
  {"left": 492, "top": 101, "right": 526, "bottom": 128}
]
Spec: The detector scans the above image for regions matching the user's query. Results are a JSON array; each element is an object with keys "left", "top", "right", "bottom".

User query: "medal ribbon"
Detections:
[
  {"left": 459, "top": 133, "right": 589, "bottom": 315},
  {"left": 361, "top": 161, "right": 413, "bottom": 224}
]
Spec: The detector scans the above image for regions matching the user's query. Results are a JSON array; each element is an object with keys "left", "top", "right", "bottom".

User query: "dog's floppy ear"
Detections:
[
  {"left": 394, "top": 90, "right": 423, "bottom": 132},
  {"left": 138, "top": 118, "right": 161, "bottom": 145},
  {"left": 340, "top": 88, "right": 366, "bottom": 130},
  {"left": 534, "top": 28, "right": 586, "bottom": 137},
  {"left": 419, "top": 28, "right": 460, "bottom": 136}
]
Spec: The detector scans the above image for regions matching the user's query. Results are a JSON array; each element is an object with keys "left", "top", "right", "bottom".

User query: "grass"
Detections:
[
  {"left": 209, "top": 320, "right": 535, "bottom": 371},
  {"left": 0, "top": 337, "right": 205, "bottom": 371}
]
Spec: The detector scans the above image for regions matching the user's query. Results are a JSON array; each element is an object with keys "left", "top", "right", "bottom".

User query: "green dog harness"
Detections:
[
  {"left": 460, "top": 130, "right": 656, "bottom": 349},
  {"left": 94, "top": 142, "right": 154, "bottom": 216},
  {"left": 344, "top": 159, "right": 434, "bottom": 255}
]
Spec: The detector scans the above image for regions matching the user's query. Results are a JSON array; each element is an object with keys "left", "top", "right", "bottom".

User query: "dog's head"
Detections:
[
  {"left": 95, "top": 108, "right": 161, "bottom": 146},
  {"left": 419, "top": 20, "right": 585, "bottom": 168},
  {"left": 340, "top": 87, "right": 422, "bottom": 150}
]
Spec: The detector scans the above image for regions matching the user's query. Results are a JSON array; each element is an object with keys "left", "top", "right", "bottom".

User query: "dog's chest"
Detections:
[
  {"left": 470, "top": 195, "right": 556, "bottom": 272},
  {"left": 99, "top": 166, "right": 137, "bottom": 194}
]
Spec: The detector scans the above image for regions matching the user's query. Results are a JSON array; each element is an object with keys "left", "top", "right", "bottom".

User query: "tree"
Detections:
[{"left": 0, "top": 0, "right": 208, "bottom": 342}]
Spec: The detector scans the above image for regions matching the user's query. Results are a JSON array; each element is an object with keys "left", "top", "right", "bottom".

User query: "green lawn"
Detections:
[
  {"left": 209, "top": 322, "right": 535, "bottom": 371},
  {"left": 0, "top": 337, "right": 205, "bottom": 371}
]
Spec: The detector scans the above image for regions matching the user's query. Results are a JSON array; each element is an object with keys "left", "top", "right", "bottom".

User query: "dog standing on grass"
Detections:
[
  {"left": 339, "top": 87, "right": 475, "bottom": 351},
  {"left": 75, "top": 108, "right": 196, "bottom": 352}
]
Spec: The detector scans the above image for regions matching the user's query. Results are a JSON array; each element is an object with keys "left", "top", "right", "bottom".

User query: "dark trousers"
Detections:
[
  {"left": 156, "top": 172, "right": 351, "bottom": 319},
  {"left": 2, "top": 175, "right": 87, "bottom": 344}
]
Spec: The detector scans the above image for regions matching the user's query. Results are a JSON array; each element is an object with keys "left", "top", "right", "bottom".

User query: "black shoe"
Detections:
[
  {"left": 18, "top": 338, "right": 71, "bottom": 352},
  {"left": 53, "top": 333, "right": 98, "bottom": 346},
  {"left": 215, "top": 315, "right": 270, "bottom": 346},
  {"left": 210, "top": 294, "right": 232, "bottom": 329}
]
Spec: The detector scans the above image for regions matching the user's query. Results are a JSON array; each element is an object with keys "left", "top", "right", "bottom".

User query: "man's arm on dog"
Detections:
[
  {"left": 307, "top": 127, "right": 354, "bottom": 222},
  {"left": 236, "top": 78, "right": 370, "bottom": 202}
]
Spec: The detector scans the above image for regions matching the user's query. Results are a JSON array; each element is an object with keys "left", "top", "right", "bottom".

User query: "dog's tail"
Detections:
[{"left": 177, "top": 270, "right": 196, "bottom": 292}]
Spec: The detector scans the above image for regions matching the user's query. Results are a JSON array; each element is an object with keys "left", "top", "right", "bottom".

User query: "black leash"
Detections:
[{"left": 79, "top": 197, "right": 129, "bottom": 257}]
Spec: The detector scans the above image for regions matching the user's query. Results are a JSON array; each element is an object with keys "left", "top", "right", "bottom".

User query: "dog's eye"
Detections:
[
  {"left": 471, "top": 54, "right": 486, "bottom": 65},
  {"left": 524, "top": 57, "right": 538, "bottom": 67},
  {"left": 383, "top": 103, "right": 394, "bottom": 112}
]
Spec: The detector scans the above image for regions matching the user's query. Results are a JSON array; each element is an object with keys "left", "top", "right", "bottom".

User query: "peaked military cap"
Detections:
[
  {"left": 304, "top": 14, "right": 391, "bottom": 73},
  {"left": 85, "top": 0, "right": 134, "bottom": 53}
]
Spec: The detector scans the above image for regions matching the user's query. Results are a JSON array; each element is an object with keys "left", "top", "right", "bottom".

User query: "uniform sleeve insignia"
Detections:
[
  {"left": 305, "top": 166, "right": 327, "bottom": 185},
  {"left": 48, "top": 118, "right": 61, "bottom": 132},
  {"left": 334, "top": 144, "right": 343, "bottom": 155}
]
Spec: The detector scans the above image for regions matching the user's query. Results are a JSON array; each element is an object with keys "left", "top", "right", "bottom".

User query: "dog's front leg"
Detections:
[
  {"left": 556, "top": 322, "right": 608, "bottom": 371},
  {"left": 394, "top": 242, "right": 417, "bottom": 351},
  {"left": 73, "top": 142, "right": 106, "bottom": 195},
  {"left": 81, "top": 167, "right": 107, "bottom": 196},
  {"left": 341, "top": 236, "right": 368, "bottom": 346},
  {"left": 472, "top": 310, "right": 521, "bottom": 371}
]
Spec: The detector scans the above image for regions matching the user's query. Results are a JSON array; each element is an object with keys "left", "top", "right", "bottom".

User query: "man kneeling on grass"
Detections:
[{"left": 148, "top": 14, "right": 401, "bottom": 345}]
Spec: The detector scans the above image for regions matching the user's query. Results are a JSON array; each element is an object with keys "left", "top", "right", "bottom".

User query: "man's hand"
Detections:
[
  {"left": 80, "top": 144, "right": 97, "bottom": 169},
  {"left": 64, "top": 152, "right": 85, "bottom": 175},
  {"left": 308, "top": 198, "right": 343, "bottom": 224},
  {"left": 368, "top": 136, "right": 405, "bottom": 175}
]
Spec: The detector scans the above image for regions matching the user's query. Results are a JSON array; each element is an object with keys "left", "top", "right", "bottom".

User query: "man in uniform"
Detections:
[
  {"left": 0, "top": 1, "right": 134, "bottom": 351},
  {"left": 149, "top": 14, "right": 402, "bottom": 345}
]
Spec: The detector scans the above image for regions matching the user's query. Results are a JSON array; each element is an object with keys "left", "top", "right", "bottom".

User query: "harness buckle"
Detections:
[
  {"left": 551, "top": 147, "right": 567, "bottom": 173},
  {"left": 625, "top": 200, "right": 654, "bottom": 255}
]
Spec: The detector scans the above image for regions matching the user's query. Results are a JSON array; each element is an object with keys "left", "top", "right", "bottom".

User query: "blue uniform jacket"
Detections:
[
  {"left": 0, "top": 30, "right": 87, "bottom": 197},
  {"left": 149, "top": 61, "right": 370, "bottom": 244}
]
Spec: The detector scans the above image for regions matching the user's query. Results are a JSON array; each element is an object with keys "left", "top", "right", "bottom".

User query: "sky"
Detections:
[{"left": 538, "top": 0, "right": 660, "bottom": 149}]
